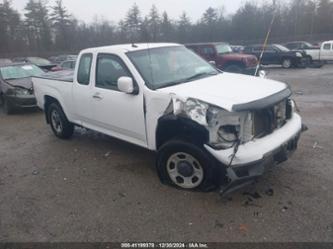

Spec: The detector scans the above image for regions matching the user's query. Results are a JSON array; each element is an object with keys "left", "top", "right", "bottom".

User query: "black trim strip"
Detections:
[{"left": 232, "top": 87, "right": 292, "bottom": 111}]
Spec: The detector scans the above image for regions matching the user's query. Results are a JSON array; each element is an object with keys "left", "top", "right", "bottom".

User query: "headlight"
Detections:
[
  {"left": 296, "top": 52, "right": 303, "bottom": 57},
  {"left": 207, "top": 106, "right": 242, "bottom": 149},
  {"left": 171, "top": 97, "right": 244, "bottom": 149},
  {"left": 183, "top": 98, "right": 209, "bottom": 126},
  {"left": 217, "top": 125, "right": 238, "bottom": 146},
  {"left": 14, "top": 88, "right": 30, "bottom": 96}
]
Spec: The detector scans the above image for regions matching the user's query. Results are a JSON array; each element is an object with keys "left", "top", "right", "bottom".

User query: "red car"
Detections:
[{"left": 186, "top": 42, "right": 258, "bottom": 75}]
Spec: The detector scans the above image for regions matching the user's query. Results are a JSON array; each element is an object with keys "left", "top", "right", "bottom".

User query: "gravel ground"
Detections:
[{"left": 0, "top": 65, "right": 332, "bottom": 242}]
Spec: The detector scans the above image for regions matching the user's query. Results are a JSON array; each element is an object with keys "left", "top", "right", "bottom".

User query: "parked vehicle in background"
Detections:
[
  {"left": 12, "top": 57, "right": 59, "bottom": 72},
  {"left": 60, "top": 60, "right": 76, "bottom": 70},
  {"left": 230, "top": 45, "right": 244, "bottom": 53},
  {"left": 284, "top": 41, "right": 319, "bottom": 50},
  {"left": 33, "top": 43, "right": 302, "bottom": 194},
  {"left": 243, "top": 44, "right": 307, "bottom": 68},
  {"left": 52, "top": 54, "right": 78, "bottom": 65},
  {"left": 320, "top": 41, "right": 333, "bottom": 61},
  {"left": 185, "top": 43, "right": 258, "bottom": 75},
  {"left": 0, "top": 63, "right": 44, "bottom": 114},
  {"left": 286, "top": 40, "right": 333, "bottom": 64},
  {"left": 286, "top": 41, "right": 333, "bottom": 64},
  {"left": 0, "top": 58, "right": 12, "bottom": 65}
]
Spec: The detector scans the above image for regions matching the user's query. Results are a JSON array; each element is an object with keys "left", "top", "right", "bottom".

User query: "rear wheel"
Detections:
[
  {"left": 156, "top": 139, "right": 222, "bottom": 191},
  {"left": 282, "top": 58, "right": 292, "bottom": 69},
  {"left": 47, "top": 102, "right": 74, "bottom": 139}
]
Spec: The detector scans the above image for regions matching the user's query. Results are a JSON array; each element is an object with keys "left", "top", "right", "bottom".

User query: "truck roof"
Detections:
[{"left": 81, "top": 43, "right": 181, "bottom": 54}]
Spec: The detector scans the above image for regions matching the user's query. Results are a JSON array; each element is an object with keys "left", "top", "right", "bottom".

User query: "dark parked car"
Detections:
[
  {"left": 0, "top": 63, "right": 44, "bottom": 114},
  {"left": 185, "top": 42, "right": 258, "bottom": 75},
  {"left": 243, "top": 44, "right": 307, "bottom": 68},
  {"left": 12, "top": 57, "right": 59, "bottom": 71},
  {"left": 60, "top": 59, "right": 76, "bottom": 70},
  {"left": 284, "top": 41, "right": 319, "bottom": 50}
]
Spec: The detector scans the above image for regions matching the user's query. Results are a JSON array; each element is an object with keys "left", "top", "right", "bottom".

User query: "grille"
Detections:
[{"left": 252, "top": 99, "right": 292, "bottom": 138}]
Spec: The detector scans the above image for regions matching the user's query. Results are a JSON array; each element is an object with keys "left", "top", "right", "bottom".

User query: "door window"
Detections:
[
  {"left": 77, "top": 53, "right": 92, "bottom": 85},
  {"left": 253, "top": 47, "right": 264, "bottom": 52},
  {"left": 96, "top": 54, "right": 131, "bottom": 91},
  {"left": 264, "top": 46, "right": 276, "bottom": 52},
  {"left": 323, "top": 43, "right": 332, "bottom": 50},
  {"left": 201, "top": 46, "right": 215, "bottom": 56}
]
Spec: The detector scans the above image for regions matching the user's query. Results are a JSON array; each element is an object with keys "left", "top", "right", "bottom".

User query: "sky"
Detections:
[{"left": 11, "top": 0, "right": 268, "bottom": 23}]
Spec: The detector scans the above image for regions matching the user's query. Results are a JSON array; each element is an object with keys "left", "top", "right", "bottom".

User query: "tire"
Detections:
[
  {"left": 156, "top": 139, "right": 222, "bottom": 192},
  {"left": 282, "top": 58, "right": 292, "bottom": 69},
  {"left": 224, "top": 64, "right": 243, "bottom": 74},
  {"left": 3, "top": 97, "right": 15, "bottom": 115},
  {"left": 47, "top": 102, "right": 74, "bottom": 139}
]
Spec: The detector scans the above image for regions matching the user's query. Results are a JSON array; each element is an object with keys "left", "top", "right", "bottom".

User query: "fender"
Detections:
[{"left": 156, "top": 114, "right": 209, "bottom": 149}]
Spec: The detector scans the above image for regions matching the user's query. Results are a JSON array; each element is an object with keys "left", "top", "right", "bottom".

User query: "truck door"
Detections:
[
  {"left": 91, "top": 53, "right": 147, "bottom": 147},
  {"left": 252, "top": 46, "right": 275, "bottom": 65},
  {"left": 72, "top": 53, "right": 95, "bottom": 125},
  {"left": 263, "top": 46, "right": 279, "bottom": 64},
  {"left": 321, "top": 42, "right": 333, "bottom": 61}
]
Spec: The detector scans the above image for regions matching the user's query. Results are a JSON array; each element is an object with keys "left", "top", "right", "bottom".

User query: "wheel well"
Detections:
[
  {"left": 281, "top": 57, "right": 292, "bottom": 62},
  {"left": 156, "top": 114, "right": 209, "bottom": 149},
  {"left": 44, "top": 96, "right": 60, "bottom": 123}
]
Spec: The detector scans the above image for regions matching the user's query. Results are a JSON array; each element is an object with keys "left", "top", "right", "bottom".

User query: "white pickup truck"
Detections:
[
  {"left": 286, "top": 40, "right": 333, "bottom": 63},
  {"left": 33, "top": 43, "right": 303, "bottom": 193}
]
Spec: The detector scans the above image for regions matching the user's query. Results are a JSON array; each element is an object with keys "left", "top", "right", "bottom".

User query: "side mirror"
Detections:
[{"left": 117, "top": 76, "right": 135, "bottom": 94}]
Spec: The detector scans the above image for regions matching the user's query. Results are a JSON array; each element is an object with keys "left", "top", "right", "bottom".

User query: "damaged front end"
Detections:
[
  {"left": 165, "top": 94, "right": 303, "bottom": 195},
  {"left": 166, "top": 95, "right": 255, "bottom": 151}
]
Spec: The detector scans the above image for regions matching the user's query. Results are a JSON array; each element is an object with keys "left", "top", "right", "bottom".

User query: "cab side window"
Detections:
[
  {"left": 96, "top": 54, "right": 131, "bottom": 91},
  {"left": 77, "top": 53, "right": 92, "bottom": 85},
  {"left": 323, "top": 43, "right": 331, "bottom": 50},
  {"left": 202, "top": 46, "right": 215, "bottom": 56}
]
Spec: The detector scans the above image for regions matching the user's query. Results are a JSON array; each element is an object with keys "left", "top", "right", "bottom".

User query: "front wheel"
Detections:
[
  {"left": 282, "top": 58, "right": 292, "bottom": 69},
  {"left": 3, "top": 97, "right": 15, "bottom": 115},
  {"left": 47, "top": 102, "right": 74, "bottom": 139},
  {"left": 156, "top": 139, "right": 221, "bottom": 192}
]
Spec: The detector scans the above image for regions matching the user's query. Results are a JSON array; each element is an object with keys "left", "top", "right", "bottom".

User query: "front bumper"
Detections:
[
  {"left": 294, "top": 57, "right": 307, "bottom": 67},
  {"left": 5, "top": 94, "right": 37, "bottom": 108},
  {"left": 204, "top": 113, "right": 302, "bottom": 194}
]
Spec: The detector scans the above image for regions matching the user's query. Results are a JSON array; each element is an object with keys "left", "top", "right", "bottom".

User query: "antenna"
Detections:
[{"left": 254, "top": 3, "right": 277, "bottom": 76}]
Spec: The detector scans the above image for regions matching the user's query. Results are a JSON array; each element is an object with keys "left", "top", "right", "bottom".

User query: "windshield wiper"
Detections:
[
  {"left": 156, "top": 72, "right": 219, "bottom": 89},
  {"left": 184, "top": 72, "right": 218, "bottom": 82}
]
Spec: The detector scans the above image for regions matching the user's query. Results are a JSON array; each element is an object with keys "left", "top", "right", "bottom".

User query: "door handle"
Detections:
[{"left": 92, "top": 93, "right": 103, "bottom": 100}]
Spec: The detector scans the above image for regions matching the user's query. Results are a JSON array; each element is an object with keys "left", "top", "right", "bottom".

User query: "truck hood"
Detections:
[{"left": 158, "top": 73, "right": 290, "bottom": 112}]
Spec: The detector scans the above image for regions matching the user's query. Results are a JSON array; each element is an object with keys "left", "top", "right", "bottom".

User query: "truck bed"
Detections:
[
  {"left": 37, "top": 70, "right": 74, "bottom": 83},
  {"left": 32, "top": 70, "right": 75, "bottom": 119}
]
